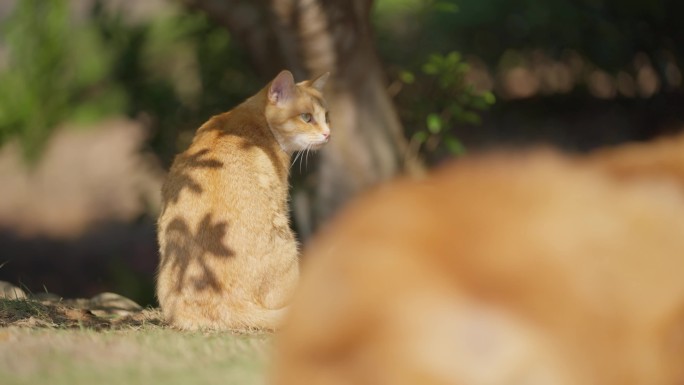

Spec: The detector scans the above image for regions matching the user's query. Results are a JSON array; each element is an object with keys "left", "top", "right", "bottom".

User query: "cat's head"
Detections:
[{"left": 265, "top": 70, "right": 331, "bottom": 153}]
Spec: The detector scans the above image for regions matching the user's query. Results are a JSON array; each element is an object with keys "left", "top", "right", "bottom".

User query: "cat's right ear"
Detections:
[{"left": 268, "top": 70, "right": 296, "bottom": 105}]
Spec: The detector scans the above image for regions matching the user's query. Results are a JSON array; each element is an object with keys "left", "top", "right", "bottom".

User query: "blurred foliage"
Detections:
[
  {"left": 376, "top": 0, "right": 684, "bottom": 155},
  {"left": 91, "top": 2, "right": 260, "bottom": 164},
  {"left": 1, "top": 0, "right": 682, "bottom": 164},
  {"left": 0, "top": 0, "right": 126, "bottom": 163},
  {"left": 376, "top": 0, "right": 684, "bottom": 70},
  {"left": 399, "top": 52, "right": 495, "bottom": 161},
  {"left": 376, "top": 1, "right": 495, "bottom": 161},
  {"left": 437, "top": 0, "right": 683, "bottom": 73},
  {"left": 0, "top": 0, "right": 259, "bottom": 165}
]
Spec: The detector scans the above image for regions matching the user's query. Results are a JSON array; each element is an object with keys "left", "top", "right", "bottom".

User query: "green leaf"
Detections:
[
  {"left": 426, "top": 113, "right": 442, "bottom": 134},
  {"left": 461, "top": 111, "right": 482, "bottom": 125},
  {"left": 483, "top": 91, "right": 496, "bottom": 104},
  {"left": 449, "top": 104, "right": 464, "bottom": 116},
  {"left": 456, "top": 62, "right": 470, "bottom": 73},
  {"left": 422, "top": 63, "right": 438, "bottom": 75},
  {"left": 446, "top": 51, "right": 462, "bottom": 64},
  {"left": 399, "top": 70, "right": 415, "bottom": 84},
  {"left": 444, "top": 136, "right": 466, "bottom": 155},
  {"left": 433, "top": 2, "right": 459, "bottom": 14},
  {"left": 470, "top": 97, "right": 490, "bottom": 110},
  {"left": 413, "top": 131, "right": 429, "bottom": 144}
]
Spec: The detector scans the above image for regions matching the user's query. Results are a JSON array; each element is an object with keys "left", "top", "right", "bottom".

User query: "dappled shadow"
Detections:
[
  {"left": 161, "top": 148, "right": 224, "bottom": 207},
  {"left": 0, "top": 298, "right": 165, "bottom": 330},
  {"left": 201, "top": 112, "right": 289, "bottom": 185},
  {"left": 160, "top": 212, "right": 234, "bottom": 295},
  {"left": 1, "top": 299, "right": 109, "bottom": 330},
  {"left": 238, "top": 134, "right": 288, "bottom": 183}
]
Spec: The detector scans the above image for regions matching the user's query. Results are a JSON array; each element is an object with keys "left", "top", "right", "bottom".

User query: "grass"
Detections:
[{"left": 0, "top": 299, "right": 272, "bottom": 385}]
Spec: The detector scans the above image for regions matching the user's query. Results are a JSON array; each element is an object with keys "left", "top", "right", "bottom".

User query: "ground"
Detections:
[{"left": 0, "top": 298, "right": 271, "bottom": 385}]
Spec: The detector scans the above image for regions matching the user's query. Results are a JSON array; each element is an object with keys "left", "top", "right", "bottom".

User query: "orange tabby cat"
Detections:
[
  {"left": 157, "top": 70, "right": 330, "bottom": 331},
  {"left": 586, "top": 133, "right": 684, "bottom": 189},
  {"left": 274, "top": 136, "right": 684, "bottom": 385}
]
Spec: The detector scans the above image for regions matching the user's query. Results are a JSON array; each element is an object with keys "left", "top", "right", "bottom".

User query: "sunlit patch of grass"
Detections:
[
  {"left": 0, "top": 327, "right": 272, "bottom": 385},
  {"left": 0, "top": 299, "right": 272, "bottom": 385}
]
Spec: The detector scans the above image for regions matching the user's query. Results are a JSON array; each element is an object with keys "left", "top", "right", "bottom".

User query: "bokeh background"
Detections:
[{"left": 1, "top": 0, "right": 682, "bottom": 306}]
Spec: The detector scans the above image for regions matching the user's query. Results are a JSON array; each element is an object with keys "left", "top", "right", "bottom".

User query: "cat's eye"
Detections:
[{"left": 301, "top": 113, "right": 313, "bottom": 123}]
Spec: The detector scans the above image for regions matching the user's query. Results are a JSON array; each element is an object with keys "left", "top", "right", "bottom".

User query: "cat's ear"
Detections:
[
  {"left": 309, "top": 72, "right": 330, "bottom": 92},
  {"left": 269, "top": 70, "right": 296, "bottom": 105}
]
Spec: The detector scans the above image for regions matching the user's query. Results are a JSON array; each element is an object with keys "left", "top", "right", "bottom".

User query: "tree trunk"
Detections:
[{"left": 182, "top": 0, "right": 422, "bottom": 236}]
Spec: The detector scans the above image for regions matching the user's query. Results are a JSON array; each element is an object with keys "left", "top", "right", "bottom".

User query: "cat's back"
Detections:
[
  {"left": 275, "top": 149, "right": 684, "bottom": 385},
  {"left": 162, "top": 106, "right": 287, "bottom": 214},
  {"left": 157, "top": 104, "right": 293, "bottom": 277}
]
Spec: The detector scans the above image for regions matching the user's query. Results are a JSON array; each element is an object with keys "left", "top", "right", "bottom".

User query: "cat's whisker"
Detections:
[
  {"left": 299, "top": 147, "right": 305, "bottom": 174},
  {"left": 304, "top": 145, "right": 309, "bottom": 171},
  {"left": 294, "top": 149, "right": 307, "bottom": 171},
  {"left": 291, "top": 150, "right": 302, "bottom": 170}
]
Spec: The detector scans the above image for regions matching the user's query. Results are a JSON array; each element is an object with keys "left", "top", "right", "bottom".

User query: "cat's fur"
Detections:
[
  {"left": 586, "top": 133, "right": 684, "bottom": 190},
  {"left": 274, "top": 135, "right": 684, "bottom": 385},
  {"left": 157, "top": 70, "right": 330, "bottom": 331}
]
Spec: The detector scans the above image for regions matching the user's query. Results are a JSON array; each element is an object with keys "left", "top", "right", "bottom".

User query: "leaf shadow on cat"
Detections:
[
  {"left": 160, "top": 213, "right": 234, "bottom": 295},
  {"left": 161, "top": 148, "right": 224, "bottom": 207},
  {"left": 209, "top": 124, "right": 288, "bottom": 181}
]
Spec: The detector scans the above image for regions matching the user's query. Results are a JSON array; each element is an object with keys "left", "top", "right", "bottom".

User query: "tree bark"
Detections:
[{"left": 182, "top": 0, "right": 422, "bottom": 236}]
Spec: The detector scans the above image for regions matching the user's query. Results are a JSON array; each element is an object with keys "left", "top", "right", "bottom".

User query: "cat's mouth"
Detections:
[
  {"left": 310, "top": 135, "right": 330, "bottom": 149},
  {"left": 309, "top": 141, "right": 327, "bottom": 150},
  {"left": 291, "top": 134, "right": 329, "bottom": 152}
]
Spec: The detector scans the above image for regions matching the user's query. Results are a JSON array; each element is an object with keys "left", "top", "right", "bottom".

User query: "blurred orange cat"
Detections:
[
  {"left": 587, "top": 133, "right": 684, "bottom": 190},
  {"left": 274, "top": 134, "right": 684, "bottom": 385},
  {"left": 157, "top": 70, "right": 330, "bottom": 331}
]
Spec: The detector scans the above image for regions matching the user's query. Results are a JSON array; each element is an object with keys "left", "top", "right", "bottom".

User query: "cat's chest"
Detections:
[
  {"left": 249, "top": 152, "right": 292, "bottom": 238},
  {"left": 251, "top": 149, "right": 289, "bottom": 196},
  {"left": 255, "top": 172, "right": 286, "bottom": 195}
]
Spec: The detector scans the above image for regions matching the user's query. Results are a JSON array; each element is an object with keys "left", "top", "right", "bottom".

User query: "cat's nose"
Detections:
[{"left": 322, "top": 131, "right": 331, "bottom": 141}]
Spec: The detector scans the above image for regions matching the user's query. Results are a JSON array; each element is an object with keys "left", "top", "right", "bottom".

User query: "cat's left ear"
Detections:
[
  {"left": 269, "top": 70, "right": 296, "bottom": 105},
  {"left": 310, "top": 72, "right": 330, "bottom": 92}
]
